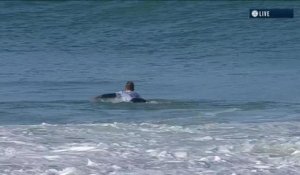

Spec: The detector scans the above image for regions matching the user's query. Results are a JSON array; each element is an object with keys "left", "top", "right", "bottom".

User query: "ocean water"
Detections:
[{"left": 0, "top": 1, "right": 300, "bottom": 174}]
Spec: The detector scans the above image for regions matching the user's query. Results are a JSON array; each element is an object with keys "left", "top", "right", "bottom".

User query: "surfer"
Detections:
[
  {"left": 116, "top": 81, "right": 142, "bottom": 102},
  {"left": 95, "top": 81, "right": 146, "bottom": 103}
]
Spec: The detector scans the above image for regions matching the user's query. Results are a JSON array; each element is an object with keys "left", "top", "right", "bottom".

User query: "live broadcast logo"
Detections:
[{"left": 249, "top": 9, "right": 293, "bottom": 18}]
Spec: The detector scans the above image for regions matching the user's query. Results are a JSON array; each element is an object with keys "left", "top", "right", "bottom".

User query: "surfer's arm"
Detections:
[{"left": 95, "top": 93, "right": 117, "bottom": 99}]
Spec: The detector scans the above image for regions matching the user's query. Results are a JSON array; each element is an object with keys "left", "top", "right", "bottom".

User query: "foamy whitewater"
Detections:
[
  {"left": 1, "top": 1, "right": 300, "bottom": 175},
  {"left": 1, "top": 122, "right": 300, "bottom": 174}
]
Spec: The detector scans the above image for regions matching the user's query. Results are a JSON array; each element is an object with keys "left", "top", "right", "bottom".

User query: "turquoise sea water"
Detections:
[{"left": 0, "top": 1, "right": 300, "bottom": 174}]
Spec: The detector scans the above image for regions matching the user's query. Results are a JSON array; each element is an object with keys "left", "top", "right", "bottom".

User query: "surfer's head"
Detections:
[{"left": 125, "top": 81, "right": 134, "bottom": 91}]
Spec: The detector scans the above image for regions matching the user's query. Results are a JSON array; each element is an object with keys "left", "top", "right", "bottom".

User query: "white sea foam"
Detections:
[
  {"left": 86, "top": 159, "right": 98, "bottom": 167},
  {"left": 1, "top": 122, "right": 300, "bottom": 174},
  {"left": 53, "top": 146, "right": 96, "bottom": 152},
  {"left": 4, "top": 148, "right": 16, "bottom": 157},
  {"left": 58, "top": 167, "right": 77, "bottom": 175},
  {"left": 204, "top": 108, "right": 240, "bottom": 116},
  {"left": 291, "top": 150, "right": 300, "bottom": 155},
  {"left": 213, "top": 156, "right": 222, "bottom": 162},
  {"left": 173, "top": 151, "right": 188, "bottom": 159},
  {"left": 190, "top": 136, "right": 214, "bottom": 141},
  {"left": 44, "top": 155, "right": 61, "bottom": 160}
]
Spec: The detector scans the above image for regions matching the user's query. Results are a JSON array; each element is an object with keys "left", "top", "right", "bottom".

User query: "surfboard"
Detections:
[{"left": 95, "top": 93, "right": 146, "bottom": 103}]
